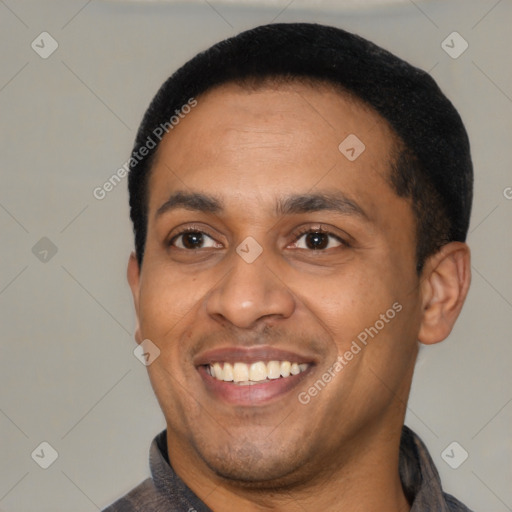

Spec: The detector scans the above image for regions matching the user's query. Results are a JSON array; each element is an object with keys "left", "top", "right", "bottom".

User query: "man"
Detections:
[{"left": 104, "top": 23, "right": 474, "bottom": 511}]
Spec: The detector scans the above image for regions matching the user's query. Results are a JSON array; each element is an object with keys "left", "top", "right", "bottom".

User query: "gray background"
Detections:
[{"left": 1, "top": 0, "right": 511, "bottom": 510}]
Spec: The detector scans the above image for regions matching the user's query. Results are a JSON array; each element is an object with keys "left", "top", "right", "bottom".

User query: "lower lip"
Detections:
[{"left": 197, "top": 365, "right": 312, "bottom": 406}]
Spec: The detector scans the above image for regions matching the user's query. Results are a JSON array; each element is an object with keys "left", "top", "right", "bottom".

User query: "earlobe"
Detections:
[
  {"left": 418, "top": 242, "right": 471, "bottom": 345},
  {"left": 127, "top": 252, "right": 143, "bottom": 344}
]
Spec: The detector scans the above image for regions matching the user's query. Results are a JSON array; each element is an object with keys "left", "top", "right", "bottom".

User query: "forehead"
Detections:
[{"left": 147, "top": 81, "right": 400, "bottom": 218}]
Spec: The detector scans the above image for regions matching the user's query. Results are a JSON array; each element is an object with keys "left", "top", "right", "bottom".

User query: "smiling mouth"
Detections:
[{"left": 204, "top": 361, "right": 310, "bottom": 386}]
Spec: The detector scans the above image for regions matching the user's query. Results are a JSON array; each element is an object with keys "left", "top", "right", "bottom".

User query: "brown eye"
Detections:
[
  {"left": 304, "top": 232, "right": 329, "bottom": 250},
  {"left": 292, "top": 230, "right": 344, "bottom": 251},
  {"left": 170, "top": 230, "right": 219, "bottom": 250}
]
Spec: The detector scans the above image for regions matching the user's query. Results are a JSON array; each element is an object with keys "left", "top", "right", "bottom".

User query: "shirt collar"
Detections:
[{"left": 400, "top": 425, "right": 452, "bottom": 511}]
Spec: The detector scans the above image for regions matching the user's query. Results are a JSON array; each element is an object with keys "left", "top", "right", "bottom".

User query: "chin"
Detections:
[{"left": 198, "top": 440, "right": 306, "bottom": 488}]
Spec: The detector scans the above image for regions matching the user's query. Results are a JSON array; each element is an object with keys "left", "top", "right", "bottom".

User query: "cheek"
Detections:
[
  {"left": 353, "top": 296, "right": 420, "bottom": 397},
  {"left": 302, "top": 268, "right": 394, "bottom": 341},
  {"left": 138, "top": 264, "right": 202, "bottom": 340}
]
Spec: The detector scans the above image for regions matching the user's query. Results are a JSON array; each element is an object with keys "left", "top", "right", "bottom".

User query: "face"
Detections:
[{"left": 128, "top": 82, "right": 424, "bottom": 488}]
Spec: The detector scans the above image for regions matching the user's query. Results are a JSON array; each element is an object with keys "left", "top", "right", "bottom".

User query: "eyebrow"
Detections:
[{"left": 155, "top": 190, "right": 368, "bottom": 220}]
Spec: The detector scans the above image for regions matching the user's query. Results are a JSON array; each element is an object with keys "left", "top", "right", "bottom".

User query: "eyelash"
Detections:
[{"left": 168, "top": 225, "right": 348, "bottom": 251}]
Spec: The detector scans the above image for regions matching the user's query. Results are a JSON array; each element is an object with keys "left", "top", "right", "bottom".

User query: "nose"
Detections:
[{"left": 205, "top": 250, "right": 296, "bottom": 329}]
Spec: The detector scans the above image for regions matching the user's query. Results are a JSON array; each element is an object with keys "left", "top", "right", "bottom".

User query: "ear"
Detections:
[
  {"left": 127, "top": 251, "right": 143, "bottom": 344},
  {"left": 418, "top": 242, "right": 471, "bottom": 345}
]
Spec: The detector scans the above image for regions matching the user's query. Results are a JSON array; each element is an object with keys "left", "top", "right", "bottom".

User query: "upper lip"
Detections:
[{"left": 193, "top": 346, "right": 316, "bottom": 367}]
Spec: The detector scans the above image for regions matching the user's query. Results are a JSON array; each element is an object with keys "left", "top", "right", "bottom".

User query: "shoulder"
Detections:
[{"left": 445, "top": 492, "right": 476, "bottom": 512}]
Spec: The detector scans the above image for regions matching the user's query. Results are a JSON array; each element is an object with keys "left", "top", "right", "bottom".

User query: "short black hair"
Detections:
[{"left": 128, "top": 22, "right": 473, "bottom": 273}]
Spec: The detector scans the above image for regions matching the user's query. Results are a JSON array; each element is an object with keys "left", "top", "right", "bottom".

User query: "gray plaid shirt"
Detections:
[{"left": 103, "top": 425, "right": 474, "bottom": 511}]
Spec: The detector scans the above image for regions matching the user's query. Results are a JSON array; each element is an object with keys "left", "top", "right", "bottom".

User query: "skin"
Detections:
[{"left": 127, "top": 81, "right": 471, "bottom": 511}]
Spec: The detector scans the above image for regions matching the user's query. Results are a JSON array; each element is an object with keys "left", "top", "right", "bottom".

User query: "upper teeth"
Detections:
[{"left": 207, "top": 361, "right": 308, "bottom": 383}]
